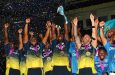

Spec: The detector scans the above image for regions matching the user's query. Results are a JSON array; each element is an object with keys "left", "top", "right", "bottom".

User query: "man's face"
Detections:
[
  {"left": 98, "top": 49, "right": 106, "bottom": 61},
  {"left": 58, "top": 34, "right": 64, "bottom": 42},
  {"left": 82, "top": 34, "right": 91, "bottom": 44},
  {"left": 30, "top": 37, "right": 37, "bottom": 46},
  {"left": 106, "top": 31, "right": 113, "bottom": 38},
  {"left": 110, "top": 34, "right": 115, "bottom": 44}
]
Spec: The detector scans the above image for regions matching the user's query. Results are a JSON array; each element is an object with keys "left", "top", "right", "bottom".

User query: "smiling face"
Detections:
[
  {"left": 98, "top": 48, "right": 107, "bottom": 61},
  {"left": 82, "top": 34, "right": 91, "bottom": 45}
]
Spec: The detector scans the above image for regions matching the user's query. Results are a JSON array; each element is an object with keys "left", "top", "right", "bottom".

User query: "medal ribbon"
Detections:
[
  {"left": 100, "top": 60, "right": 104, "bottom": 71},
  {"left": 34, "top": 45, "right": 38, "bottom": 52},
  {"left": 9, "top": 48, "right": 14, "bottom": 55},
  {"left": 59, "top": 43, "right": 63, "bottom": 51},
  {"left": 84, "top": 44, "right": 90, "bottom": 51}
]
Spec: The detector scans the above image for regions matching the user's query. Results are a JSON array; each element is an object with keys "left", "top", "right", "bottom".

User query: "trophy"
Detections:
[{"left": 53, "top": 5, "right": 68, "bottom": 29}]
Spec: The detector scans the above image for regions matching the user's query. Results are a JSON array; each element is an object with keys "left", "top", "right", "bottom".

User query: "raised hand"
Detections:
[
  {"left": 95, "top": 19, "right": 99, "bottom": 25},
  {"left": 26, "top": 18, "right": 31, "bottom": 24},
  {"left": 18, "top": 29, "right": 23, "bottom": 34},
  {"left": 90, "top": 14, "right": 95, "bottom": 21},
  {"left": 99, "top": 21, "right": 105, "bottom": 27},
  {"left": 73, "top": 17, "right": 78, "bottom": 26},
  {"left": 46, "top": 21, "right": 51, "bottom": 29},
  {"left": 4, "top": 23, "right": 9, "bottom": 29},
  {"left": 46, "top": 21, "right": 51, "bottom": 27}
]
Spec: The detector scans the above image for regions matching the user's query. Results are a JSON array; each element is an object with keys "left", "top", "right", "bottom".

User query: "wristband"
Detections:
[
  {"left": 92, "top": 26, "right": 95, "bottom": 28},
  {"left": 91, "top": 37, "right": 95, "bottom": 40}
]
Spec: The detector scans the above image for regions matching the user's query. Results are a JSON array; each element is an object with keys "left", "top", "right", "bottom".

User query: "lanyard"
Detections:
[
  {"left": 58, "top": 43, "right": 64, "bottom": 51},
  {"left": 84, "top": 44, "right": 90, "bottom": 51},
  {"left": 34, "top": 45, "right": 39, "bottom": 52},
  {"left": 59, "top": 43, "right": 63, "bottom": 50},
  {"left": 99, "top": 60, "right": 104, "bottom": 71},
  {"left": 9, "top": 48, "right": 14, "bottom": 55},
  {"left": 43, "top": 49, "right": 52, "bottom": 58}
]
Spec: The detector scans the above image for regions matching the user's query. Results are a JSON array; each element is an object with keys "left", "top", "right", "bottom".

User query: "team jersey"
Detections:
[
  {"left": 104, "top": 42, "right": 115, "bottom": 72},
  {"left": 24, "top": 41, "right": 44, "bottom": 68},
  {"left": 78, "top": 44, "right": 96, "bottom": 74},
  {"left": 69, "top": 42, "right": 78, "bottom": 74},
  {"left": 42, "top": 43, "right": 53, "bottom": 73},
  {"left": 51, "top": 39, "right": 70, "bottom": 71},
  {"left": 4, "top": 44, "right": 20, "bottom": 75}
]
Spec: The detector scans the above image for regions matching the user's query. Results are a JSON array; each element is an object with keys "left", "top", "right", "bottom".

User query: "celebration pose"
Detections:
[{"left": 73, "top": 14, "right": 97, "bottom": 75}]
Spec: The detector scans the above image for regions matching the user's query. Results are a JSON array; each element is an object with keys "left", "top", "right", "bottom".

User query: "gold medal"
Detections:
[
  {"left": 47, "top": 57, "right": 51, "bottom": 61},
  {"left": 86, "top": 51, "right": 91, "bottom": 56}
]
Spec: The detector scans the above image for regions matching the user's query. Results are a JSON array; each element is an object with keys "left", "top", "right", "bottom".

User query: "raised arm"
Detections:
[
  {"left": 71, "top": 22, "right": 74, "bottom": 37},
  {"left": 23, "top": 18, "right": 30, "bottom": 43},
  {"left": 64, "top": 23, "right": 69, "bottom": 41},
  {"left": 94, "top": 18, "right": 101, "bottom": 42},
  {"left": 56, "top": 26, "right": 60, "bottom": 38},
  {"left": 73, "top": 17, "right": 81, "bottom": 49},
  {"left": 42, "top": 21, "right": 51, "bottom": 44},
  {"left": 51, "top": 23, "right": 56, "bottom": 40},
  {"left": 90, "top": 14, "right": 97, "bottom": 48},
  {"left": 18, "top": 29, "right": 23, "bottom": 50},
  {"left": 49, "top": 28, "right": 52, "bottom": 44},
  {"left": 99, "top": 21, "right": 107, "bottom": 46},
  {"left": 4, "top": 23, "right": 9, "bottom": 45}
]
